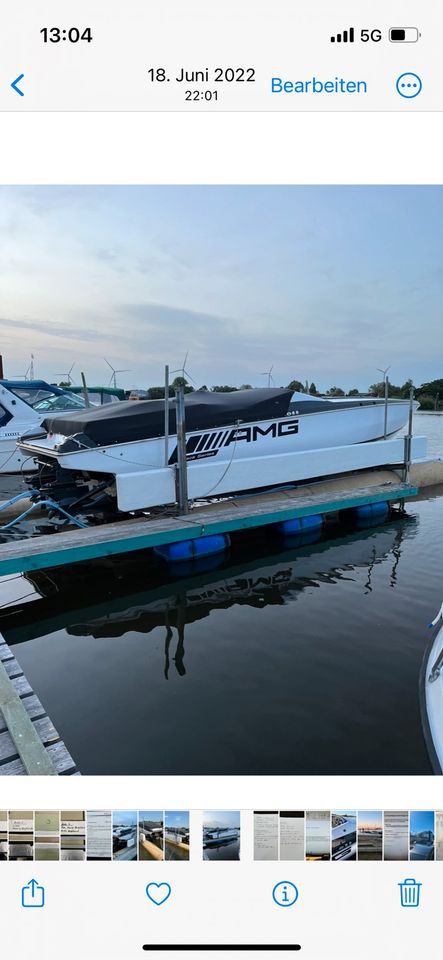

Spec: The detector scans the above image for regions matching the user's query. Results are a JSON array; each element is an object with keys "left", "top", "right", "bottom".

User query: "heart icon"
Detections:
[{"left": 146, "top": 882, "right": 172, "bottom": 906}]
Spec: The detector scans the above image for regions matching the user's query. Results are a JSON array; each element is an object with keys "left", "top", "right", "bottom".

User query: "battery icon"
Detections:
[{"left": 389, "top": 28, "right": 420, "bottom": 42}]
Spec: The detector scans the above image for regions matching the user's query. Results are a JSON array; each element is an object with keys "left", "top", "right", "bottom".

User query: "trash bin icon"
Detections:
[{"left": 398, "top": 878, "right": 421, "bottom": 907}]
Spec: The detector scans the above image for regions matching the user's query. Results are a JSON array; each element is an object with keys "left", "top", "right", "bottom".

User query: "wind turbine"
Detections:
[
  {"left": 377, "top": 364, "right": 391, "bottom": 385},
  {"left": 57, "top": 362, "right": 76, "bottom": 385},
  {"left": 104, "top": 357, "right": 131, "bottom": 389},
  {"left": 14, "top": 354, "right": 35, "bottom": 380},
  {"left": 260, "top": 365, "right": 274, "bottom": 388},
  {"left": 171, "top": 351, "right": 197, "bottom": 386}
]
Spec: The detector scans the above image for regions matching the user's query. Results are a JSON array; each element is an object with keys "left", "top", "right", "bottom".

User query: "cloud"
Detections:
[
  {"left": 0, "top": 315, "right": 104, "bottom": 343},
  {"left": 16, "top": 186, "right": 99, "bottom": 218}
]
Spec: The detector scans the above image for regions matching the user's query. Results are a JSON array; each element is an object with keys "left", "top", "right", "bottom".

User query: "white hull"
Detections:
[
  {"left": 423, "top": 622, "right": 443, "bottom": 773},
  {"left": 19, "top": 399, "right": 419, "bottom": 512},
  {"left": 0, "top": 380, "right": 89, "bottom": 475},
  {"left": 0, "top": 433, "right": 38, "bottom": 474}
]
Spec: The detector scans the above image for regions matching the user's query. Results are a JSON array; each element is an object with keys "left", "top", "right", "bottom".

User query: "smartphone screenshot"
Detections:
[{"left": 0, "top": 1, "right": 442, "bottom": 957}]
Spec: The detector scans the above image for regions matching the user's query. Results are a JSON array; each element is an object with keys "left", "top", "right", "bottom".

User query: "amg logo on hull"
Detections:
[{"left": 168, "top": 418, "right": 299, "bottom": 464}]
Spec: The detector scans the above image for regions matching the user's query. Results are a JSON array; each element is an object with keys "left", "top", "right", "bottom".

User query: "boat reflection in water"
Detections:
[
  {"left": 0, "top": 509, "right": 426, "bottom": 777},
  {"left": 4, "top": 515, "right": 413, "bottom": 680}
]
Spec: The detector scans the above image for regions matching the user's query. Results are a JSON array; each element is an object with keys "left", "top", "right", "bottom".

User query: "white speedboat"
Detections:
[
  {"left": 421, "top": 601, "right": 443, "bottom": 773},
  {"left": 331, "top": 815, "right": 357, "bottom": 861},
  {"left": 0, "top": 379, "right": 88, "bottom": 475},
  {"left": 203, "top": 828, "right": 239, "bottom": 847},
  {"left": 18, "top": 387, "right": 418, "bottom": 515}
]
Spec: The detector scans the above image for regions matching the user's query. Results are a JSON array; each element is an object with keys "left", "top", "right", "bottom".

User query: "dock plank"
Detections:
[
  {"left": 0, "top": 479, "right": 417, "bottom": 576},
  {"left": 0, "top": 694, "right": 46, "bottom": 734},
  {"left": 11, "top": 674, "right": 33, "bottom": 697},
  {"left": 1, "top": 741, "right": 77, "bottom": 776},
  {"left": 0, "top": 656, "right": 57, "bottom": 775},
  {"left": 0, "top": 636, "right": 78, "bottom": 776},
  {"left": 0, "top": 716, "right": 59, "bottom": 763},
  {"left": 3, "top": 657, "right": 23, "bottom": 679}
]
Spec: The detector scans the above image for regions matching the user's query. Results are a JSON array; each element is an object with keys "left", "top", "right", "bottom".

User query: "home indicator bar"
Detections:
[{"left": 142, "top": 948, "right": 302, "bottom": 953}]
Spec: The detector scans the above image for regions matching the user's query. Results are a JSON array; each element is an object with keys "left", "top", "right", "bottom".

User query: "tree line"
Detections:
[
  {"left": 59, "top": 375, "right": 443, "bottom": 410},
  {"left": 143, "top": 376, "right": 443, "bottom": 409}
]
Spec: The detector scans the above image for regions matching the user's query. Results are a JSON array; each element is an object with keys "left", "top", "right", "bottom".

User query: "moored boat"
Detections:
[
  {"left": 421, "top": 601, "right": 443, "bottom": 773},
  {"left": 203, "top": 827, "right": 239, "bottom": 847},
  {"left": 17, "top": 387, "right": 419, "bottom": 515},
  {"left": 0, "top": 379, "right": 89, "bottom": 475}
]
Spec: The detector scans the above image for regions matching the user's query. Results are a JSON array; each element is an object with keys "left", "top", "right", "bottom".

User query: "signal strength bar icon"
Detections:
[{"left": 330, "top": 27, "right": 355, "bottom": 43}]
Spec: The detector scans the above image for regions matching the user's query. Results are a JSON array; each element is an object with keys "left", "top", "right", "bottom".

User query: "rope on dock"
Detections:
[{"left": 0, "top": 491, "right": 89, "bottom": 530}]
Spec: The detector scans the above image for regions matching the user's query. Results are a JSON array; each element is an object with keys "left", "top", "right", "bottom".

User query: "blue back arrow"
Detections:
[{"left": 11, "top": 74, "right": 25, "bottom": 96}]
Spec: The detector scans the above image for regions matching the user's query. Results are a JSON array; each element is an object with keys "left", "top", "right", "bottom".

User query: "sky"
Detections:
[
  {"left": 1, "top": 185, "right": 442, "bottom": 392},
  {"left": 358, "top": 811, "right": 382, "bottom": 829},
  {"left": 204, "top": 811, "right": 240, "bottom": 829},
  {"left": 165, "top": 811, "right": 189, "bottom": 828},
  {"left": 113, "top": 810, "right": 137, "bottom": 827},
  {"left": 410, "top": 810, "right": 435, "bottom": 835}
]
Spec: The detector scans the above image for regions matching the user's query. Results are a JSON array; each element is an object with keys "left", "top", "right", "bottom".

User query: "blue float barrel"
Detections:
[
  {"left": 275, "top": 514, "right": 324, "bottom": 536},
  {"left": 353, "top": 501, "right": 390, "bottom": 521},
  {"left": 154, "top": 533, "right": 230, "bottom": 562},
  {"left": 344, "top": 500, "right": 390, "bottom": 529}
]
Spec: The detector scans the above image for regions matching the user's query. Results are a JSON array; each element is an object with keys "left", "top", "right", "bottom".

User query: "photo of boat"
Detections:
[
  {"left": 0, "top": 184, "right": 443, "bottom": 779},
  {"left": 331, "top": 812, "right": 357, "bottom": 861},
  {"left": 164, "top": 812, "right": 190, "bottom": 861},
  {"left": 18, "top": 387, "right": 418, "bottom": 516},
  {"left": 409, "top": 811, "right": 435, "bottom": 861},
  {"left": 113, "top": 811, "right": 137, "bottom": 861},
  {"left": 203, "top": 813, "right": 240, "bottom": 860},
  {"left": 139, "top": 812, "right": 164, "bottom": 861}
]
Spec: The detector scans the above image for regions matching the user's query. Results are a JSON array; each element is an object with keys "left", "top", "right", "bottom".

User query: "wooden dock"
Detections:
[
  {"left": 0, "top": 474, "right": 417, "bottom": 577},
  {"left": 0, "top": 635, "right": 78, "bottom": 776}
]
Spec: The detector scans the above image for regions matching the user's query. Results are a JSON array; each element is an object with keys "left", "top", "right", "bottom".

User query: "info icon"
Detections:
[{"left": 272, "top": 881, "right": 299, "bottom": 907}]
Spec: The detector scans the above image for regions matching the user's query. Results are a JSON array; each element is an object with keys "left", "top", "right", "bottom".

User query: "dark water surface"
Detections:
[
  {"left": 203, "top": 838, "right": 240, "bottom": 861},
  {"left": 2, "top": 477, "right": 443, "bottom": 775}
]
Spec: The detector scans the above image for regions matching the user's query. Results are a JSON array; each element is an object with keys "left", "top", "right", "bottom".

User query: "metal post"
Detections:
[
  {"left": 81, "top": 371, "right": 91, "bottom": 407},
  {"left": 0, "top": 355, "right": 4, "bottom": 379},
  {"left": 175, "top": 386, "right": 188, "bottom": 514},
  {"left": 383, "top": 375, "right": 389, "bottom": 440},
  {"left": 377, "top": 364, "right": 391, "bottom": 440},
  {"left": 164, "top": 364, "right": 169, "bottom": 466},
  {"left": 403, "top": 385, "right": 414, "bottom": 483}
]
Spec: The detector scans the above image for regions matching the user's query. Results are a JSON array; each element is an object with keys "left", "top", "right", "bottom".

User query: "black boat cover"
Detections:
[{"left": 42, "top": 388, "right": 294, "bottom": 446}]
